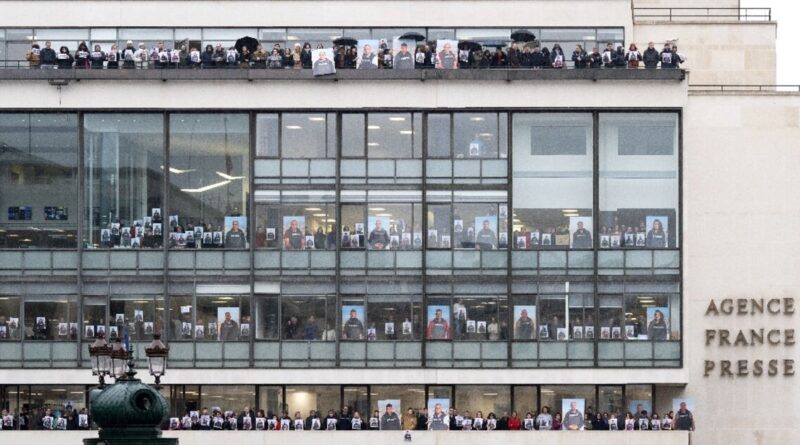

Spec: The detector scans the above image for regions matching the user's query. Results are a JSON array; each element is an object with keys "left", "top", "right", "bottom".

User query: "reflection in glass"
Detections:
[
  {"left": 599, "top": 113, "right": 679, "bottom": 249},
  {"left": 512, "top": 113, "right": 593, "bottom": 250},
  {"left": 169, "top": 114, "right": 249, "bottom": 249},
  {"left": 0, "top": 113, "right": 78, "bottom": 248},
  {"left": 84, "top": 114, "right": 164, "bottom": 249}
]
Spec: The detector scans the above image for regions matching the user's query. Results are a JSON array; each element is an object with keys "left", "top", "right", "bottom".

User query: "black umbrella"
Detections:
[
  {"left": 510, "top": 29, "right": 536, "bottom": 42},
  {"left": 235, "top": 36, "right": 259, "bottom": 53},
  {"left": 458, "top": 41, "right": 482, "bottom": 52},
  {"left": 399, "top": 32, "right": 426, "bottom": 42},
  {"left": 333, "top": 37, "right": 358, "bottom": 47}
]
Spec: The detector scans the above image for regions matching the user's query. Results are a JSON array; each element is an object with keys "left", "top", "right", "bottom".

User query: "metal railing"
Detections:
[
  {"left": 633, "top": 7, "right": 772, "bottom": 22},
  {"left": 0, "top": 59, "right": 679, "bottom": 71},
  {"left": 689, "top": 84, "right": 800, "bottom": 93}
]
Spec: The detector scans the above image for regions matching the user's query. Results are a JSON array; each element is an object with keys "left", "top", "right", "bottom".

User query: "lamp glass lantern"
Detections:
[
  {"left": 145, "top": 334, "right": 169, "bottom": 385},
  {"left": 111, "top": 339, "right": 129, "bottom": 380}
]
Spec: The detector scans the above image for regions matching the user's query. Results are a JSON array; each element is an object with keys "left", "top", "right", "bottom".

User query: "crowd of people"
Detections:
[
  {"left": 23, "top": 39, "right": 684, "bottom": 70},
  {"left": 0, "top": 401, "right": 695, "bottom": 432}
]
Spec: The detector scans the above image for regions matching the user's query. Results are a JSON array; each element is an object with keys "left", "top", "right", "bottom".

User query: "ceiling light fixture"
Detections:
[{"left": 180, "top": 180, "right": 231, "bottom": 193}]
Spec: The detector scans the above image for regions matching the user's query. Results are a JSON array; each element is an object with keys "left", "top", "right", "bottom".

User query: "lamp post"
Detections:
[
  {"left": 145, "top": 334, "right": 169, "bottom": 389},
  {"left": 85, "top": 333, "right": 177, "bottom": 445},
  {"left": 88, "top": 333, "right": 112, "bottom": 388}
]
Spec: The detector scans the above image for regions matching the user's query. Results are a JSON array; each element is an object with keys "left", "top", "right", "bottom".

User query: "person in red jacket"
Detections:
[{"left": 507, "top": 411, "right": 522, "bottom": 430}]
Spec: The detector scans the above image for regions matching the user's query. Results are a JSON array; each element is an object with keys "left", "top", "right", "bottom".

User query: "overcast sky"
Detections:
[{"left": 741, "top": 0, "right": 798, "bottom": 84}]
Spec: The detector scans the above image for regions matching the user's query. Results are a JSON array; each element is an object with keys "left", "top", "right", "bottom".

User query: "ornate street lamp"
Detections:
[
  {"left": 110, "top": 338, "right": 130, "bottom": 380},
  {"left": 88, "top": 333, "right": 112, "bottom": 387},
  {"left": 145, "top": 334, "right": 169, "bottom": 389}
]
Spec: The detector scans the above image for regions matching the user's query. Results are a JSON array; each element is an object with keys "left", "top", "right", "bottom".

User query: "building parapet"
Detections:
[{"left": 0, "top": 67, "right": 686, "bottom": 82}]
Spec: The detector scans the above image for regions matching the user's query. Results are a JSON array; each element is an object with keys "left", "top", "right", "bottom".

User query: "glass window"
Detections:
[
  {"left": 624, "top": 294, "right": 678, "bottom": 340},
  {"left": 513, "top": 386, "right": 539, "bottom": 418},
  {"left": 286, "top": 386, "right": 340, "bottom": 417},
  {"left": 367, "top": 203, "right": 421, "bottom": 250},
  {"left": 109, "top": 295, "right": 159, "bottom": 341},
  {"left": 538, "top": 295, "right": 566, "bottom": 341},
  {"left": 24, "top": 295, "right": 78, "bottom": 341},
  {"left": 539, "top": 385, "right": 596, "bottom": 420},
  {"left": 255, "top": 114, "right": 279, "bottom": 157},
  {"left": 168, "top": 295, "right": 193, "bottom": 341},
  {"left": 366, "top": 294, "right": 422, "bottom": 340},
  {"left": 455, "top": 386, "right": 510, "bottom": 417},
  {"left": 84, "top": 114, "right": 165, "bottom": 249},
  {"left": 598, "top": 385, "right": 624, "bottom": 417},
  {"left": 511, "top": 295, "right": 538, "bottom": 340},
  {"left": 512, "top": 113, "right": 593, "bottom": 250},
  {"left": 281, "top": 113, "right": 334, "bottom": 158},
  {"left": 568, "top": 294, "right": 595, "bottom": 341},
  {"left": 453, "top": 113, "right": 505, "bottom": 159},
  {"left": 82, "top": 295, "right": 107, "bottom": 341},
  {"left": 257, "top": 385, "right": 283, "bottom": 416},
  {"left": 27, "top": 385, "right": 87, "bottom": 429},
  {"left": 625, "top": 385, "right": 653, "bottom": 417},
  {"left": 451, "top": 296, "right": 507, "bottom": 341},
  {"left": 200, "top": 385, "right": 256, "bottom": 412},
  {"left": 168, "top": 114, "right": 249, "bottom": 249},
  {"left": 255, "top": 191, "right": 336, "bottom": 250},
  {"left": 341, "top": 296, "right": 366, "bottom": 341},
  {"left": 340, "top": 203, "right": 365, "bottom": 250},
  {"left": 343, "top": 386, "right": 369, "bottom": 417},
  {"left": 427, "top": 114, "right": 451, "bottom": 158},
  {"left": 254, "top": 295, "right": 279, "bottom": 340},
  {"left": 371, "top": 385, "right": 425, "bottom": 418},
  {"left": 599, "top": 113, "right": 678, "bottom": 249},
  {"left": 0, "top": 113, "right": 78, "bottom": 248},
  {"left": 196, "top": 295, "right": 250, "bottom": 342},
  {"left": 0, "top": 296, "right": 22, "bottom": 340},
  {"left": 598, "top": 295, "right": 623, "bottom": 340},
  {"left": 426, "top": 385, "right": 453, "bottom": 412},
  {"left": 367, "top": 113, "right": 420, "bottom": 159},
  {"left": 454, "top": 203, "right": 508, "bottom": 250},
  {"left": 342, "top": 114, "right": 365, "bottom": 157},
  {"left": 281, "top": 295, "right": 336, "bottom": 341}
]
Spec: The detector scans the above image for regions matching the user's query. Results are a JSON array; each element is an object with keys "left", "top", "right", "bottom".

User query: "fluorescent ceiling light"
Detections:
[
  {"left": 470, "top": 117, "right": 485, "bottom": 121},
  {"left": 399, "top": 130, "right": 413, "bottom": 134},
  {"left": 368, "top": 142, "right": 380, "bottom": 146},
  {"left": 312, "top": 213, "right": 327, "bottom": 217},
  {"left": 368, "top": 125, "right": 381, "bottom": 130},
  {"left": 479, "top": 133, "right": 493, "bottom": 137},
  {"left": 180, "top": 180, "right": 231, "bottom": 193},
  {"left": 369, "top": 208, "right": 385, "bottom": 211},
  {"left": 562, "top": 209, "right": 578, "bottom": 213},
  {"left": 308, "top": 117, "right": 325, "bottom": 122},
  {"left": 286, "top": 125, "right": 302, "bottom": 130},
  {"left": 160, "top": 165, "right": 195, "bottom": 174},
  {"left": 216, "top": 171, "right": 245, "bottom": 180},
  {"left": 388, "top": 117, "right": 406, "bottom": 122},
  {"left": 305, "top": 207, "right": 322, "bottom": 211}
]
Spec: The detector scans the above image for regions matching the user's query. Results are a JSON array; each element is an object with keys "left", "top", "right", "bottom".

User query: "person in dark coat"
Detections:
[
  {"left": 530, "top": 46, "right": 547, "bottom": 68},
  {"left": 572, "top": 44, "right": 588, "bottom": 68},
  {"left": 56, "top": 46, "right": 73, "bottom": 69},
  {"left": 589, "top": 47, "right": 603, "bottom": 68},
  {"left": 614, "top": 46, "right": 627, "bottom": 68},
  {"left": 300, "top": 43, "right": 313, "bottom": 68},
  {"left": 74, "top": 41, "right": 90, "bottom": 69},
  {"left": 660, "top": 43, "right": 676, "bottom": 69},
  {"left": 201, "top": 45, "right": 215, "bottom": 68},
  {"left": 643, "top": 41, "right": 660, "bottom": 68},
  {"left": 40, "top": 41, "right": 57, "bottom": 67}
]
